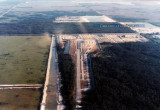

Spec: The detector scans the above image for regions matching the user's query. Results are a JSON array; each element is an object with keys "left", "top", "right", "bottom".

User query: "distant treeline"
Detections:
[{"left": 0, "top": 22, "right": 135, "bottom": 35}]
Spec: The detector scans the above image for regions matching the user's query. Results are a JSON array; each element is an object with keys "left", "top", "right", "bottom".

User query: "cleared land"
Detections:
[
  {"left": 0, "top": 89, "right": 41, "bottom": 110},
  {"left": 0, "top": 35, "right": 51, "bottom": 84},
  {"left": 54, "top": 16, "right": 115, "bottom": 23}
]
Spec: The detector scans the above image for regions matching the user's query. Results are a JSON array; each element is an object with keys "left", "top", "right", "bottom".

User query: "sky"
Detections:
[{"left": 51, "top": 0, "right": 160, "bottom": 1}]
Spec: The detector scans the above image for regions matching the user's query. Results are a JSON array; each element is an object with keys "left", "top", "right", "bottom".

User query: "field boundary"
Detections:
[{"left": 0, "top": 84, "right": 42, "bottom": 89}]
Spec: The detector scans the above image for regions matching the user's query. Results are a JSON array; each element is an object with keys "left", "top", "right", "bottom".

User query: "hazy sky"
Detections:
[{"left": 1, "top": 0, "right": 160, "bottom": 2}]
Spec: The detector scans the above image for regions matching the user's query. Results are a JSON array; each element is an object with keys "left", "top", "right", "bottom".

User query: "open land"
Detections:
[
  {"left": 0, "top": 89, "right": 41, "bottom": 110},
  {"left": 0, "top": 34, "right": 51, "bottom": 84},
  {"left": 81, "top": 2, "right": 160, "bottom": 23}
]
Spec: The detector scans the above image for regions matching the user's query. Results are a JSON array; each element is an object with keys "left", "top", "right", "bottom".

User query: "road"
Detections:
[
  {"left": 40, "top": 37, "right": 58, "bottom": 110},
  {"left": 0, "top": 2, "right": 24, "bottom": 18},
  {"left": 76, "top": 47, "right": 81, "bottom": 103},
  {"left": 76, "top": 40, "right": 86, "bottom": 105}
]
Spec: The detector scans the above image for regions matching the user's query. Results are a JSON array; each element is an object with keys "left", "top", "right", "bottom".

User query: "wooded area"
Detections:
[
  {"left": 57, "top": 45, "right": 76, "bottom": 110},
  {"left": 0, "top": 22, "right": 135, "bottom": 35},
  {"left": 82, "top": 41, "right": 160, "bottom": 110}
]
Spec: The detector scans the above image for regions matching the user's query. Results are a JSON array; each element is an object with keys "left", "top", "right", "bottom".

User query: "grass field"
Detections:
[
  {"left": 0, "top": 34, "right": 51, "bottom": 84},
  {"left": 0, "top": 89, "right": 41, "bottom": 110}
]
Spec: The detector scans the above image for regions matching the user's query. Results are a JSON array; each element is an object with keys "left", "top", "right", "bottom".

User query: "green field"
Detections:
[
  {"left": 0, "top": 35, "right": 51, "bottom": 84},
  {"left": 0, "top": 89, "right": 41, "bottom": 110}
]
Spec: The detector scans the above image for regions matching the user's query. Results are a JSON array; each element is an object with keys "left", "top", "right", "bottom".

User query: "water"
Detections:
[{"left": 64, "top": 41, "right": 70, "bottom": 54}]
